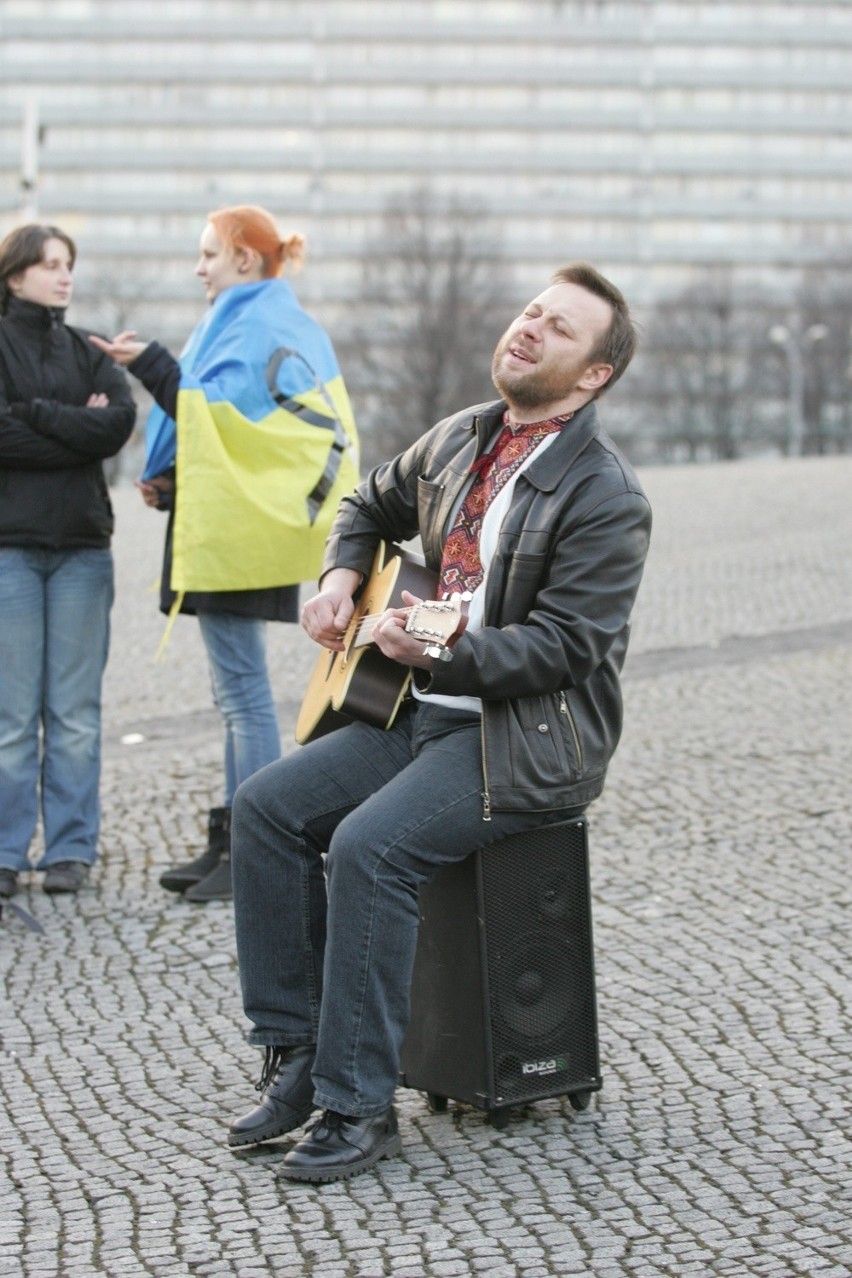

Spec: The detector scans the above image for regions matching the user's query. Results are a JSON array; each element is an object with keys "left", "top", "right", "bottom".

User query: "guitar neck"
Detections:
[
  {"left": 350, "top": 611, "right": 396, "bottom": 651},
  {"left": 350, "top": 598, "right": 460, "bottom": 652}
]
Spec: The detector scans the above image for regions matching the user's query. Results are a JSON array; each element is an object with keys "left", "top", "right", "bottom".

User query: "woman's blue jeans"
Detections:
[
  {"left": 0, "top": 547, "right": 114, "bottom": 871},
  {"left": 232, "top": 701, "right": 585, "bottom": 1118},
  {"left": 196, "top": 610, "right": 281, "bottom": 806}
]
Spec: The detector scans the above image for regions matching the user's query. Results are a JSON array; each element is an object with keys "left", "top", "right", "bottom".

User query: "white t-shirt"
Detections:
[{"left": 413, "top": 431, "right": 558, "bottom": 713}]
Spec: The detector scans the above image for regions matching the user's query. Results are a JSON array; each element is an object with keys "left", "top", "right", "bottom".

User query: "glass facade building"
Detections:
[{"left": 1, "top": 0, "right": 849, "bottom": 342}]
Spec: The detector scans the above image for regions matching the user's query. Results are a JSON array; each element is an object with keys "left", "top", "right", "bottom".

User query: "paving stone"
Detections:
[{"left": 2, "top": 460, "right": 852, "bottom": 1276}]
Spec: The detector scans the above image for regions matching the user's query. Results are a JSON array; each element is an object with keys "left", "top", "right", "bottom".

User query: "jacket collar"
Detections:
[
  {"left": 469, "top": 398, "right": 601, "bottom": 491},
  {"left": 3, "top": 295, "right": 68, "bottom": 332}
]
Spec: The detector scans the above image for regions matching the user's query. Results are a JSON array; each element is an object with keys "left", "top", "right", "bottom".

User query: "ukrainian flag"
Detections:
[{"left": 143, "top": 277, "right": 359, "bottom": 593}]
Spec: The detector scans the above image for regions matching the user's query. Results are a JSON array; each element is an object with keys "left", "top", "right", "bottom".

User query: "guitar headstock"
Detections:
[{"left": 404, "top": 596, "right": 466, "bottom": 649}]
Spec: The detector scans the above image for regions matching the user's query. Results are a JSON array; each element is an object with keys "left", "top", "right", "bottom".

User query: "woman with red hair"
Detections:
[{"left": 93, "top": 205, "right": 358, "bottom": 903}]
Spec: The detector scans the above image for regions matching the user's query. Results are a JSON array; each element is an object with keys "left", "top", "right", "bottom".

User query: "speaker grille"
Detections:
[
  {"left": 491, "top": 933, "right": 587, "bottom": 1039},
  {"left": 399, "top": 819, "right": 600, "bottom": 1113},
  {"left": 479, "top": 821, "right": 599, "bottom": 1102}
]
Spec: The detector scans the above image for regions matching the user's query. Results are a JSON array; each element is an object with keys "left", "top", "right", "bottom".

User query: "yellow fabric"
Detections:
[{"left": 170, "top": 377, "right": 358, "bottom": 593}]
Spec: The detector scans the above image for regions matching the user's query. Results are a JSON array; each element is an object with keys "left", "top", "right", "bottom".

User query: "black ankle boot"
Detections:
[
  {"left": 228, "top": 1045, "right": 317, "bottom": 1147},
  {"left": 159, "top": 806, "right": 230, "bottom": 893},
  {"left": 279, "top": 1107, "right": 402, "bottom": 1182},
  {"left": 184, "top": 849, "right": 232, "bottom": 902}
]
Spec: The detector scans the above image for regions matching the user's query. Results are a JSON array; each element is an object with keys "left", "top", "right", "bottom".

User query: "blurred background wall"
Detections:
[{"left": 2, "top": 0, "right": 850, "bottom": 465}]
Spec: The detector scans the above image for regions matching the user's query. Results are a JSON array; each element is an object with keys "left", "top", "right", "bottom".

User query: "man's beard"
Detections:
[{"left": 491, "top": 337, "right": 579, "bottom": 409}]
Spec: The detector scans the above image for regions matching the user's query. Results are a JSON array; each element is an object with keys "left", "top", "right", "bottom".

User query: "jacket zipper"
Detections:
[
  {"left": 559, "top": 691, "right": 584, "bottom": 770},
  {"left": 480, "top": 716, "right": 492, "bottom": 821}
]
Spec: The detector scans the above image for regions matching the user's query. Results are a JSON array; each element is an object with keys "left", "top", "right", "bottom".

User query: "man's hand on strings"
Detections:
[{"left": 301, "top": 568, "right": 361, "bottom": 651}]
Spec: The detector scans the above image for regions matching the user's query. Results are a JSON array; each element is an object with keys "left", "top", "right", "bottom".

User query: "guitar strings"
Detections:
[
  {"left": 350, "top": 606, "right": 417, "bottom": 642},
  {"left": 348, "top": 601, "right": 456, "bottom": 645}
]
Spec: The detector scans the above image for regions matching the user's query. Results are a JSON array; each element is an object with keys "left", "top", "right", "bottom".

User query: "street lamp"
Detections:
[{"left": 768, "top": 320, "right": 828, "bottom": 457}]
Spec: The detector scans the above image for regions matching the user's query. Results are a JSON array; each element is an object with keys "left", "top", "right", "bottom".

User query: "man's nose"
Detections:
[{"left": 518, "top": 315, "right": 542, "bottom": 340}]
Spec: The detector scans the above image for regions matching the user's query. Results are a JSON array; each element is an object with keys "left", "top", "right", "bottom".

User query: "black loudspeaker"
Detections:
[{"left": 399, "top": 818, "right": 601, "bottom": 1127}]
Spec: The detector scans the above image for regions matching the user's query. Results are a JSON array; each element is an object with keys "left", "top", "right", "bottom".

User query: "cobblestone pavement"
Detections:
[{"left": 2, "top": 456, "right": 851, "bottom": 1278}]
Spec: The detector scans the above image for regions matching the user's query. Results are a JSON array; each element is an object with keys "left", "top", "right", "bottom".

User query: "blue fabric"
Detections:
[
  {"left": 196, "top": 609, "right": 281, "bottom": 806},
  {"left": 142, "top": 278, "right": 345, "bottom": 480},
  {"left": 0, "top": 547, "right": 114, "bottom": 871}
]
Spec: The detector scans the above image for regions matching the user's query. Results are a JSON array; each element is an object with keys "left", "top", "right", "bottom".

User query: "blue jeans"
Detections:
[
  {"left": 196, "top": 610, "right": 281, "bottom": 806},
  {"left": 0, "top": 547, "right": 114, "bottom": 871},
  {"left": 232, "top": 701, "right": 585, "bottom": 1117}
]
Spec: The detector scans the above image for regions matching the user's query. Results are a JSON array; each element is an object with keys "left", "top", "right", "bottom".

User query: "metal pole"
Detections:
[
  {"left": 20, "top": 95, "right": 40, "bottom": 220},
  {"left": 785, "top": 332, "right": 806, "bottom": 458}
]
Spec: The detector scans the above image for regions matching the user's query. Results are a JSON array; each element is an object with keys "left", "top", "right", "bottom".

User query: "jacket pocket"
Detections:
[
  {"left": 558, "top": 690, "right": 584, "bottom": 772},
  {"left": 416, "top": 476, "right": 446, "bottom": 560},
  {"left": 561, "top": 675, "right": 619, "bottom": 780},
  {"left": 497, "top": 549, "right": 549, "bottom": 624},
  {"left": 511, "top": 693, "right": 583, "bottom": 786}
]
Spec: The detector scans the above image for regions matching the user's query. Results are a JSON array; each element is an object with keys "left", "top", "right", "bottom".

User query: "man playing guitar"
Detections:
[{"left": 225, "top": 262, "right": 652, "bottom": 1183}]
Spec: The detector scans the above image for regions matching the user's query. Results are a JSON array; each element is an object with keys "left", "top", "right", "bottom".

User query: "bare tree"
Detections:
[
  {"left": 346, "top": 187, "right": 513, "bottom": 465},
  {"left": 633, "top": 272, "right": 772, "bottom": 462},
  {"left": 587, "top": 256, "right": 852, "bottom": 465},
  {"left": 73, "top": 271, "right": 161, "bottom": 482},
  {"left": 792, "top": 262, "right": 852, "bottom": 455}
]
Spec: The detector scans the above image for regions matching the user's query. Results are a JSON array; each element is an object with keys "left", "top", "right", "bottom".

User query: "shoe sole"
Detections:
[
  {"left": 227, "top": 1103, "right": 317, "bottom": 1148},
  {"left": 277, "top": 1133, "right": 403, "bottom": 1182}
]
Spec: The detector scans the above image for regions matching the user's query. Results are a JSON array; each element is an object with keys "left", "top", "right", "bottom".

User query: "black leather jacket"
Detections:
[
  {"left": 0, "top": 297, "right": 135, "bottom": 549},
  {"left": 323, "top": 398, "right": 652, "bottom": 815}
]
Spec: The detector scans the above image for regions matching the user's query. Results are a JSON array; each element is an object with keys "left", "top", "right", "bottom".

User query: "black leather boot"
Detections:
[
  {"left": 184, "top": 849, "right": 232, "bottom": 902},
  {"left": 279, "top": 1107, "right": 402, "bottom": 1182},
  {"left": 159, "top": 807, "right": 230, "bottom": 893},
  {"left": 0, "top": 868, "right": 19, "bottom": 898},
  {"left": 228, "top": 1045, "right": 317, "bottom": 1147}
]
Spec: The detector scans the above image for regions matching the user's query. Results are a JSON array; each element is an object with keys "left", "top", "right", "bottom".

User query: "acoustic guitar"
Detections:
[{"left": 295, "top": 542, "right": 465, "bottom": 744}]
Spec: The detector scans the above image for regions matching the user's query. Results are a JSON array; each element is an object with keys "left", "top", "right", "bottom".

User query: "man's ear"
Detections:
[{"left": 579, "top": 363, "right": 614, "bottom": 393}]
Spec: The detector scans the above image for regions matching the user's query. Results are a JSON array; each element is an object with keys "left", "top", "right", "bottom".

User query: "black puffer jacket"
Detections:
[
  {"left": 324, "top": 398, "right": 652, "bottom": 814},
  {"left": 0, "top": 297, "right": 136, "bottom": 549}
]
